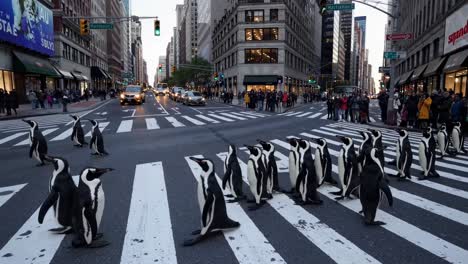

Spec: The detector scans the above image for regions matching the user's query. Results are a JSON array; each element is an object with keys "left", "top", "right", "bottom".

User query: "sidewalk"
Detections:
[
  {"left": 209, "top": 97, "right": 316, "bottom": 113},
  {"left": 0, "top": 97, "right": 113, "bottom": 121}
]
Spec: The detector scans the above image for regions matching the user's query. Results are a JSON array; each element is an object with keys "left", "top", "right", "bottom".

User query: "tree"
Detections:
[{"left": 170, "top": 58, "right": 213, "bottom": 87}]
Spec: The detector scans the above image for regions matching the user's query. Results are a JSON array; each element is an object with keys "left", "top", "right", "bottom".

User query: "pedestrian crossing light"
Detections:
[
  {"left": 214, "top": 72, "right": 218, "bottom": 81},
  {"left": 79, "top": 19, "right": 89, "bottom": 35},
  {"left": 154, "top": 20, "right": 160, "bottom": 36}
]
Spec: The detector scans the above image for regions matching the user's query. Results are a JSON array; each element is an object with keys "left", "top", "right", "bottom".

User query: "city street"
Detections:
[{"left": 0, "top": 97, "right": 467, "bottom": 264}]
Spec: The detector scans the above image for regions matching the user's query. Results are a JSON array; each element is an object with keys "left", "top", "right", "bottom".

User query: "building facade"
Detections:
[
  {"left": 157, "top": 56, "right": 167, "bottom": 83},
  {"left": 391, "top": 0, "right": 467, "bottom": 96},
  {"left": 340, "top": 1, "right": 353, "bottom": 82},
  {"left": 106, "top": 0, "right": 124, "bottom": 88},
  {"left": 165, "top": 37, "right": 175, "bottom": 80},
  {"left": 90, "top": 0, "right": 110, "bottom": 91},
  {"left": 131, "top": 20, "right": 143, "bottom": 84},
  {"left": 175, "top": 5, "right": 184, "bottom": 67},
  {"left": 211, "top": 0, "right": 322, "bottom": 95},
  {"left": 353, "top": 16, "right": 367, "bottom": 89}
]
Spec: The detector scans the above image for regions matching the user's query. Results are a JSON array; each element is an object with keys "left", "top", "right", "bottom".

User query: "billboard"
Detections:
[
  {"left": 444, "top": 4, "right": 468, "bottom": 55},
  {"left": 0, "top": 0, "right": 54, "bottom": 56}
]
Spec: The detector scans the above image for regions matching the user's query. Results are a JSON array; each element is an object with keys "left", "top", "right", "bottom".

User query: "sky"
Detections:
[{"left": 132, "top": 0, "right": 389, "bottom": 88}]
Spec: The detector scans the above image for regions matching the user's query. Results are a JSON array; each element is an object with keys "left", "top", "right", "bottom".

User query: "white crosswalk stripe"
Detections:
[
  {"left": 219, "top": 112, "right": 247, "bottom": 120},
  {"left": 181, "top": 115, "right": 206, "bottom": 126},
  {"left": 145, "top": 118, "right": 160, "bottom": 130},
  {"left": 195, "top": 114, "right": 221, "bottom": 123},
  {"left": 320, "top": 114, "right": 328, "bottom": 119},
  {"left": 14, "top": 128, "right": 59, "bottom": 146},
  {"left": 208, "top": 114, "right": 234, "bottom": 122},
  {"left": 0, "top": 132, "right": 28, "bottom": 145},
  {"left": 0, "top": 183, "right": 27, "bottom": 208},
  {"left": 229, "top": 112, "right": 258, "bottom": 119},
  {"left": 117, "top": 120, "right": 134, "bottom": 133},
  {"left": 85, "top": 122, "right": 110, "bottom": 137},
  {"left": 296, "top": 112, "right": 312, "bottom": 117},
  {"left": 165, "top": 117, "right": 185, "bottom": 127},
  {"left": 308, "top": 113, "right": 322, "bottom": 119}
]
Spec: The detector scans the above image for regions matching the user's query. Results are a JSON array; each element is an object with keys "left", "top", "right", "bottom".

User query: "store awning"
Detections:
[
  {"left": 424, "top": 57, "right": 447, "bottom": 77},
  {"left": 243, "top": 75, "right": 279, "bottom": 85},
  {"left": 71, "top": 72, "right": 85, "bottom": 81},
  {"left": 102, "top": 70, "right": 111, "bottom": 79},
  {"left": 13, "top": 51, "right": 60, "bottom": 78},
  {"left": 91, "top": 66, "right": 107, "bottom": 79},
  {"left": 393, "top": 76, "right": 401, "bottom": 86},
  {"left": 410, "top": 64, "right": 428, "bottom": 81},
  {"left": 81, "top": 75, "right": 89, "bottom": 81},
  {"left": 57, "top": 69, "right": 74, "bottom": 79},
  {"left": 397, "top": 71, "right": 414, "bottom": 85},
  {"left": 444, "top": 48, "right": 468, "bottom": 72}
]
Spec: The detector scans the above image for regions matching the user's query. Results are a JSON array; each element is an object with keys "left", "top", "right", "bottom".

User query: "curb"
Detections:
[{"left": 0, "top": 99, "right": 114, "bottom": 121}]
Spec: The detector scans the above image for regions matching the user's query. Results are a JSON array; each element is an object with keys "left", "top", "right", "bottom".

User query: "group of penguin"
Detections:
[
  {"left": 23, "top": 115, "right": 108, "bottom": 166},
  {"left": 187, "top": 122, "right": 467, "bottom": 246},
  {"left": 21, "top": 116, "right": 113, "bottom": 248}
]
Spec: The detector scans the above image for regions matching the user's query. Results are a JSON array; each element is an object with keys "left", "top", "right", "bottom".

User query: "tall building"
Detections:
[
  {"left": 157, "top": 56, "right": 167, "bottom": 83},
  {"left": 340, "top": 1, "right": 353, "bottom": 82},
  {"left": 212, "top": 0, "right": 322, "bottom": 95},
  {"left": 120, "top": 0, "right": 131, "bottom": 81},
  {"left": 353, "top": 16, "right": 367, "bottom": 88},
  {"left": 197, "top": 0, "right": 231, "bottom": 63},
  {"left": 106, "top": 0, "right": 124, "bottom": 88},
  {"left": 143, "top": 60, "right": 148, "bottom": 84},
  {"left": 175, "top": 5, "right": 184, "bottom": 67},
  {"left": 90, "top": 0, "right": 110, "bottom": 91},
  {"left": 166, "top": 37, "right": 175, "bottom": 80},
  {"left": 184, "top": 0, "right": 198, "bottom": 63},
  {"left": 391, "top": 0, "right": 467, "bottom": 96},
  {"left": 131, "top": 21, "right": 143, "bottom": 83}
]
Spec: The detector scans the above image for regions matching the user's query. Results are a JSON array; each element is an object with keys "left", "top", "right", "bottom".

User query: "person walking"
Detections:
[
  {"left": 393, "top": 92, "right": 402, "bottom": 125},
  {"left": 451, "top": 93, "right": 464, "bottom": 123},
  {"left": 406, "top": 92, "right": 419, "bottom": 128},
  {"left": 352, "top": 95, "right": 361, "bottom": 123},
  {"left": 340, "top": 96, "right": 348, "bottom": 122},
  {"left": 10, "top": 89, "right": 18, "bottom": 115},
  {"left": 244, "top": 92, "right": 250, "bottom": 108},
  {"left": 418, "top": 93, "right": 432, "bottom": 129},
  {"left": 378, "top": 90, "right": 389, "bottom": 123},
  {"left": 0, "top": 89, "right": 5, "bottom": 115}
]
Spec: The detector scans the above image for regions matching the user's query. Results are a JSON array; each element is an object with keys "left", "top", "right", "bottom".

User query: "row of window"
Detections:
[
  {"left": 62, "top": 25, "right": 90, "bottom": 49},
  {"left": 63, "top": 43, "right": 91, "bottom": 67},
  {"left": 213, "top": 32, "right": 238, "bottom": 60},
  {"left": 245, "top": 28, "right": 279, "bottom": 41},
  {"left": 245, "top": 49, "right": 278, "bottom": 64},
  {"left": 245, "top": 9, "right": 278, "bottom": 23},
  {"left": 285, "top": 50, "right": 309, "bottom": 74},
  {"left": 398, "top": 38, "right": 440, "bottom": 75},
  {"left": 214, "top": 52, "right": 238, "bottom": 73}
]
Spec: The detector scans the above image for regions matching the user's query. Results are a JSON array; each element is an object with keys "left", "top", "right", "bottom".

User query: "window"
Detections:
[
  {"left": 270, "top": 9, "right": 278, "bottom": 21},
  {"left": 245, "top": 28, "right": 279, "bottom": 41},
  {"left": 245, "top": 10, "right": 264, "bottom": 23},
  {"left": 433, "top": 38, "right": 439, "bottom": 58},
  {"left": 245, "top": 48, "right": 278, "bottom": 63}
]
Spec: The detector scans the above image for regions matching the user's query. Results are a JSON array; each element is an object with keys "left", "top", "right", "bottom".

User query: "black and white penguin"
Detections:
[
  {"left": 258, "top": 139, "right": 282, "bottom": 195},
  {"left": 312, "top": 138, "right": 336, "bottom": 186},
  {"left": 295, "top": 139, "right": 322, "bottom": 205},
  {"left": 359, "top": 148, "right": 393, "bottom": 226},
  {"left": 38, "top": 157, "right": 76, "bottom": 234},
  {"left": 87, "top": 119, "right": 108, "bottom": 156},
  {"left": 357, "top": 131, "right": 373, "bottom": 175},
  {"left": 245, "top": 145, "right": 268, "bottom": 210},
  {"left": 393, "top": 129, "right": 413, "bottom": 181},
  {"left": 418, "top": 127, "right": 440, "bottom": 180},
  {"left": 70, "top": 115, "right": 87, "bottom": 147},
  {"left": 23, "top": 119, "right": 49, "bottom": 166},
  {"left": 185, "top": 157, "right": 240, "bottom": 246},
  {"left": 451, "top": 122, "right": 466, "bottom": 155},
  {"left": 222, "top": 144, "right": 246, "bottom": 202},
  {"left": 287, "top": 137, "right": 301, "bottom": 193},
  {"left": 368, "top": 129, "right": 385, "bottom": 167},
  {"left": 72, "top": 167, "right": 114, "bottom": 248},
  {"left": 331, "top": 136, "right": 359, "bottom": 200},
  {"left": 437, "top": 123, "right": 449, "bottom": 159}
]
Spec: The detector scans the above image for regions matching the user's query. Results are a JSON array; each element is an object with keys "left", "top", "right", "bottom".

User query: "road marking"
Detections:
[
  {"left": 208, "top": 114, "right": 234, "bottom": 122},
  {"left": 0, "top": 183, "right": 27, "bottom": 208},
  {"left": 185, "top": 155, "right": 287, "bottom": 264},
  {"left": 240, "top": 111, "right": 269, "bottom": 117},
  {"left": 189, "top": 107, "right": 203, "bottom": 114},
  {"left": 308, "top": 113, "right": 322, "bottom": 119},
  {"left": 219, "top": 112, "right": 247, "bottom": 120},
  {"left": 171, "top": 107, "right": 181, "bottom": 114},
  {"left": 229, "top": 112, "right": 258, "bottom": 119},
  {"left": 145, "top": 118, "right": 160, "bottom": 130},
  {"left": 14, "top": 128, "right": 59, "bottom": 146},
  {"left": 370, "top": 117, "right": 376, "bottom": 122},
  {"left": 223, "top": 156, "right": 381, "bottom": 264},
  {"left": 320, "top": 114, "right": 328, "bottom": 119},
  {"left": 120, "top": 162, "right": 176, "bottom": 264},
  {"left": 181, "top": 116, "right": 206, "bottom": 126},
  {"left": 158, "top": 101, "right": 169, "bottom": 115},
  {"left": 165, "top": 117, "right": 185, "bottom": 127},
  {"left": 117, "top": 120, "right": 134, "bottom": 133},
  {"left": 1, "top": 125, "right": 58, "bottom": 134},
  {"left": 195, "top": 115, "right": 220, "bottom": 123},
  {"left": 296, "top": 112, "right": 312, "bottom": 117},
  {"left": 85, "top": 122, "right": 110, "bottom": 137},
  {"left": 285, "top": 111, "right": 304, "bottom": 116},
  {"left": 50, "top": 127, "right": 74, "bottom": 141},
  {"left": 0, "top": 132, "right": 28, "bottom": 145},
  {"left": 64, "top": 99, "right": 114, "bottom": 125}
]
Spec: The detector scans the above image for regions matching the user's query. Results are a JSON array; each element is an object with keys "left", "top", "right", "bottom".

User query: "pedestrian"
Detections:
[
  {"left": 418, "top": 93, "right": 432, "bottom": 129},
  {"left": 360, "top": 95, "right": 369, "bottom": 124},
  {"left": 0, "top": 88, "right": 5, "bottom": 115},
  {"left": 438, "top": 91, "right": 452, "bottom": 131},
  {"left": 451, "top": 93, "right": 464, "bottom": 123},
  {"left": 378, "top": 90, "right": 389, "bottom": 123},
  {"left": 62, "top": 94, "right": 69, "bottom": 112},
  {"left": 327, "top": 96, "right": 334, "bottom": 119},
  {"left": 363, "top": 93, "right": 371, "bottom": 122},
  {"left": 334, "top": 95, "right": 341, "bottom": 121},
  {"left": 244, "top": 92, "right": 250, "bottom": 108},
  {"left": 47, "top": 93, "right": 53, "bottom": 108},
  {"left": 393, "top": 92, "right": 401, "bottom": 125},
  {"left": 9, "top": 89, "right": 18, "bottom": 115},
  {"left": 406, "top": 92, "right": 419, "bottom": 128},
  {"left": 352, "top": 95, "right": 361, "bottom": 123},
  {"left": 282, "top": 92, "right": 288, "bottom": 110},
  {"left": 258, "top": 90, "right": 265, "bottom": 111},
  {"left": 340, "top": 96, "right": 348, "bottom": 122},
  {"left": 430, "top": 90, "right": 440, "bottom": 128}
]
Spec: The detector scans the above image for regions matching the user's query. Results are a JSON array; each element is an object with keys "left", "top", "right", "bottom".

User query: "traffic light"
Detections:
[
  {"left": 154, "top": 20, "right": 160, "bottom": 36},
  {"left": 171, "top": 66, "right": 176, "bottom": 73},
  {"left": 308, "top": 76, "right": 316, "bottom": 84},
  {"left": 80, "top": 19, "right": 89, "bottom": 35},
  {"left": 214, "top": 72, "right": 218, "bottom": 81},
  {"left": 158, "top": 64, "right": 163, "bottom": 72},
  {"left": 319, "top": 0, "right": 327, "bottom": 15},
  {"left": 220, "top": 73, "right": 224, "bottom": 79}
]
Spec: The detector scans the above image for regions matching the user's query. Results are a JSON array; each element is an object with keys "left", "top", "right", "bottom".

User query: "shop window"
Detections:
[
  {"left": 445, "top": 73, "right": 455, "bottom": 91},
  {"left": 3, "top": 71, "right": 13, "bottom": 93},
  {"left": 245, "top": 48, "right": 278, "bottom": 64},
  {"left": 245, "top": 28, "right": 279, "bottom": 41},
  {"left": 245, "top": 10, "right": 264, "bottom": 23}
]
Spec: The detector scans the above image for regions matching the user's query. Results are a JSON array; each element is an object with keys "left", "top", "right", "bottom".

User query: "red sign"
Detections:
[{"left": 386, "top": 33, "right": 413, "bottom": 41}]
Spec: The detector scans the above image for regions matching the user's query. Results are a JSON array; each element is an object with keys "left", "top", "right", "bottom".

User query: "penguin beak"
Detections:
[
  {"left": 189, "top": 157, "right": 203, "bottom": 163},
  {"left": 359, "top": 131, "right": 364, "bottom": 136},
  {"left": 256, "top": 139, "right": 266, "bottom": 144},
  {"left": 336, "top": 135, "right": 346, "bottom": 142},
  {"left": 22, "top": 119, "right": 31, "bottom": 125},
  {"left": 95, "top": 168, "right": 114, "bottom": 177},
  {"left": 244, "top": 144, "right": 254, "bottom": 151}
]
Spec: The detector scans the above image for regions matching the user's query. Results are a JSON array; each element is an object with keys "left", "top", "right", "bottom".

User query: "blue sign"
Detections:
[{"left": 0, "top": 0, "right": 54, "bottom": 56}]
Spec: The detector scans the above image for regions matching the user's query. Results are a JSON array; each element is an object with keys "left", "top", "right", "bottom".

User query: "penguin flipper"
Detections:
[
  {"left": 379, "top": 180, "right": 393, "bottom": 207},
  {"left": 29, "top": 139, "right": 38, "bottom": 158},
  {"left": 83, "top": 204, "right": 98, "bottom": 245},
  {"left": 201, "top": 192, "right": 215, "bottom": 228},
  {"left": 38, "top": 189, "right": 58, "bottom": 224}
]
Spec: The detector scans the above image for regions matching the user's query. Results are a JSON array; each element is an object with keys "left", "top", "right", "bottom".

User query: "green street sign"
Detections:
[
  {"left": 327, "top": 3, "right": 355, "bottom": 11},
  {"left": 90, "top": 23, "right": 114, "bottom": 30},
  {"left": 384, "top": 51, "right": 399, "bottom": 59}
]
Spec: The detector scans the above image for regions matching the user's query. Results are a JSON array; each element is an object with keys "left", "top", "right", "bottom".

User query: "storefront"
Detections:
[
  {"left": 409, "top": 64, "right": 428, "bottom": 94},
  {"left": 443, "top": 48, "right": 468, "bottom": 96},
  {"left": 423, "top": 56, "right": 447, "bottom": 94},
  {"left": 91, "top": 66, "right": 110, "bottom": 92},
  {"left": 396, "top": 70, "right": 414, "bottom": 94},
  {"left": 243, "top": 75, "right": 280, "bottom": 92}
]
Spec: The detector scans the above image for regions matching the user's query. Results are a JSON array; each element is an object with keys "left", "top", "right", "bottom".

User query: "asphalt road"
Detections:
[{"left": 0, "top": 93, "right": 467, "bottom": 264}]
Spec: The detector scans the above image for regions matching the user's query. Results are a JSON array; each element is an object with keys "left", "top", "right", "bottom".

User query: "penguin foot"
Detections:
[
  {"left": 191, "top": 229, "right": 201, "bottom": 235},
  {"left": 388, "top": 173, "right": 400, "bottom": 178},
  {"left": 246, "top": 199, "right": 256, "bottom": 204},
  {"left": 334, "top": 196, "right": 345, "bottom": 201},
  {"left": 73, "top": 144, "right": 83, "bottom": 147},
  {"left": 397, "top": 177, "right": 408, "bottom": 182},
  {"left": 358, "top": 210, "right": 364, "bottom": 214},
  {"left": 282, "top": 188, "right": 295, "bottom": 194},
  {"left": 273, "top": 187, "right": 286, "bottom": 193},
  {"left": 71, "top": 238, "right": 87, "bottom": 248},
  {"left": 183, "top": 236, "right": 205, "bottom": 247},
  {"left": 294, "top": 200, "right": 307, "bottom": 205},
  {"left": 87, "top": 240, "right": 111, "bottom": 248},
  {"left": 430, "top": 171, "right": 440, "bottom": 178},
  {"left": 248, "top": 204, "right": 263, "bottom": 211},
  {"left": 49, "top": 226, "right": 73, "bottom": 234},
  {"left": 227, "top": 197, "right": 244, "bottom": 203},
  {"left": 418, "top": 176, "right": 428, "bottom": 181},
  {"left": 329, "top": 190, "right": 342, "bottom": 196},
  {"left": 365, "top": 221, "right": 386, "bottom": 226},
  {"left": 266, "top": 194, "right": 273, "bottom": 200},
  {"left": 91, "top": 153, "right": 99, "bottom": 156},
  {"left": 93, "top": 233, "right": 104, "bottom": 241}
]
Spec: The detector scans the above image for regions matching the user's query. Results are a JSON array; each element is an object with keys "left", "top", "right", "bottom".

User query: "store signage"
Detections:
[
  {"left": 444, "top": 4, "right": 468, "bottom": 54},
  {"left": 0, "top": 0, "right": 54, "bottom": 56},
  {"left": 386, "top": 33, "right": 413, "bottom": 41}
]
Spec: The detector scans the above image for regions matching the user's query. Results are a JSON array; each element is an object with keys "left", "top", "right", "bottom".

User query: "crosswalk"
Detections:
[
  {"left": 281, "top": 109, "right": 381, "bottom": 123},
  {"left": 0, "top": 112, "right": 87, "bottom": 133},
  {"left": 0, "top": 123, "right": 467, "bottom": 263},
  {"left": 0, "top": 111, "right": 270, "bottom": 148}
]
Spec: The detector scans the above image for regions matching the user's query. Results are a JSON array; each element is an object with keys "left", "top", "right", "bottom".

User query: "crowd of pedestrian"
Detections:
[
  {"left": 326, "top": 93, "right": 371, "bottom": 124},
  {"left": 0, "top": 88, "right": 19, "bottom": 116},
  {"left": 378, "top": 88, "right": 468, "bottom": 134}
]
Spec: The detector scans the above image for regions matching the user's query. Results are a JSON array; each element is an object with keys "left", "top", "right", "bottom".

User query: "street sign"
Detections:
[
  {"left": 90, "top": 23, "right": 114, "bottom": 30},
  {"left": 379, "top": 67, "right": 391, "bottom": 73},
  {"left": 326, "top": 3, "right": 355, "bottom": 11},
  {"left": 386, "top": 33, "right": 413, "bottom": 41},
  {"left": 384, "top": 52, "right": 399, "bottom": 59}
]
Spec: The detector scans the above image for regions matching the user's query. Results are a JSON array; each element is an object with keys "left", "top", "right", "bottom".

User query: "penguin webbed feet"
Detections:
[
  {"left": 49, "top": 226, "right": 73, "bottom": 234},
  {"left": 183, "top": 231, "right": 223, "bottom": 247},
  {"left": 248, "top": 202, "right": 265, "bottom": 211},
  {"left": 35, "top": 162, "right": 46, "bottom": 167},
  {"left": 71, "top": 237, "right": 110, "bottom": 249},
  {"left": 364, "top": 220, "right": 386, "bottom": 226},
  {"left": 334, "top": 196, "right": 345, "bottom": 201},
  {"left": 329, "top": 189, "right": 342, "bottom": 196},
  {"left": 227, "top": 196, "right": 246, "bottom": 203},
  {"left": 191, "top": 229, "right": 201, "bottom": 235}
]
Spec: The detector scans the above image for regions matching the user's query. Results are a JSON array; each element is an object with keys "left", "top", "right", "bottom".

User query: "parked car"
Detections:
[
  {"left": 183, "top": 91, "right": 206, "bottom": 106},
  {"left": 120, "top": 85, "right": 145, "bottom": 105}
]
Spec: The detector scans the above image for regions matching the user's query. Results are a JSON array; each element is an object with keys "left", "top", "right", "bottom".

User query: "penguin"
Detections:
[
  {"left": 359, "top": 148, "right": 393, "bottom": 226},
  {"left": 295, "top": 139, "right": 322, "bottom": 205},
  {"left": 23, "top": 120, "right": 49, "bottom": 166},
  {"left": 185, "top": 157, "right": 240, "bottom": 246},
  {"left": 367, "top": 129, "right": 385, "bottom": 167},
  {"left": 245, "top": 145, "right": 268, "bottom": 210},
  {"left": 38, "top": 157, "right": 75, "bottom": 234},
  {"left": 451, "top": 122, "right": 466, "bottom": 155},
  {"left": 418, "top": 127, "right": 440, "bottom": 180},
  {"left": 222, "top": 144, "right": 246, "bottom": 202},
  {"left": 330, "top": 136, "right": 359, "bottom": 200},
  {"left": 258, "top": 139, "right": 283, "bottom": 195},
  {"left": 287, "top": 137, "right": 301, "bottom": 193},
  {"left": 312, "top": 138, "right": 337, "bottom": 186},
  {"left": 71, "top": 115, "right": 87, "bottom": 147},
  {"left": 436, "top": 123, "right": 449, "bottom": 159},
  {"left": 72, "top": 167, "right": 114, "bottom": 248},
  {"left": 357, "top": 131, "right": 373, "bottom": 175},
  {"left": 87, "top": 119, "right": 108, "bottom": 156},
  {"left": 392, "top": 129, "right": 413, "bottom": 181}
]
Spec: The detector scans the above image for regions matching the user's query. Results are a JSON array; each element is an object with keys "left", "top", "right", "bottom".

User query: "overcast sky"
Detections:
[{"left": 133, "top": 0, "right": 390, "bottom": 87}]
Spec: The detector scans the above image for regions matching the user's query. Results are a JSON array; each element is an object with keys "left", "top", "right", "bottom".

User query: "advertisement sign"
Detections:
[
  {"left": 444, "top": 4, "right": 468, "bottom": 54},
  {"left": 0, "top": 0, "right": 54, "bottom": 56}
]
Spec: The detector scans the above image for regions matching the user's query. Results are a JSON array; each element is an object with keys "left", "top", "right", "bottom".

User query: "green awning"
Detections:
[
  {"left": 243, "top": 75, "right": 280, "bottom": 85},
  {"left": 13, "top": 51, "right": 60, "bottom": 78},
  {"left": 444, "top": 48, "right": 468, "bottom": 72}
]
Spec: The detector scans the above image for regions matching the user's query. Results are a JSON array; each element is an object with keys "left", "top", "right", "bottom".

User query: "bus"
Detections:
[{"left": 333, "top": 85, "right": 361, "bottom": 96}]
